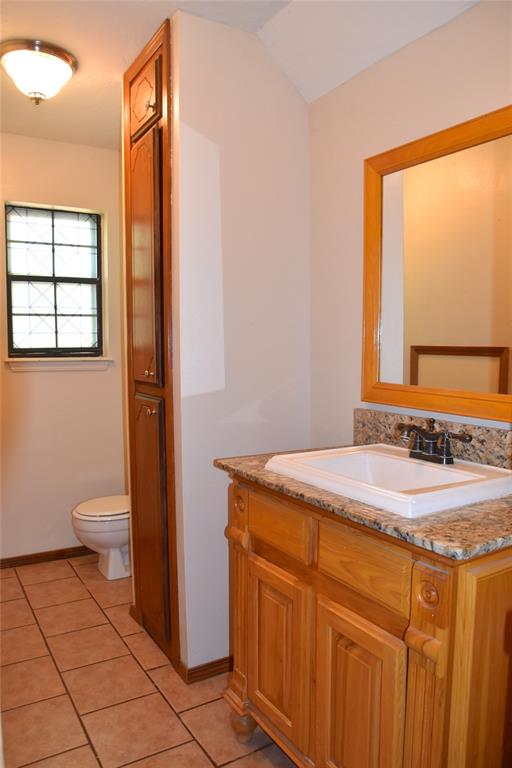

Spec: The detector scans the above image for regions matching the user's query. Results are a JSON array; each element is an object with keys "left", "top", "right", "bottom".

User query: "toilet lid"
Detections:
[{"left": 73, "top": 495, "right": 130, "bottom": 519}]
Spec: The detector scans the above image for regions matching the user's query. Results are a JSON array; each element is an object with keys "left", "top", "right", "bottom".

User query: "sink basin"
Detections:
[{"left": 265, "top": 444, "right": 512, "bottom": 517}]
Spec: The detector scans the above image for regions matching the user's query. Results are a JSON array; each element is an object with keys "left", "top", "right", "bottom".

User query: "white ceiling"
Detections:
[
  {"left": 259, "top": 1, "right": 476, "bottom": 103},
  {"left": 0, "top": 0, "right": 476, "bottom": 150}
]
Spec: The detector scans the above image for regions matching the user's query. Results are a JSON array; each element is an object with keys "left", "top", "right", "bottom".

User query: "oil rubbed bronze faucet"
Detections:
[{"left": 396, "top": 418, "right": 472, "bottom": 465}]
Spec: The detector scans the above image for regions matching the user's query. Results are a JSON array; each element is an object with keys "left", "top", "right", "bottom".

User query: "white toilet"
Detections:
[{"left": 72, "top": 495, "right": 131, "bottom": 580}]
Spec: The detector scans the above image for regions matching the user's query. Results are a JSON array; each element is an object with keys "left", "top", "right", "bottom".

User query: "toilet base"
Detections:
[{"left": 98, "top": 545, "right": 131, "bottom": 580}]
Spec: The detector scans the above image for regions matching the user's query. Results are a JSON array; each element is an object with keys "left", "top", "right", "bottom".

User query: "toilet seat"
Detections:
[{"left": 73, "top": 494, "right": 130, "bottom": 522}]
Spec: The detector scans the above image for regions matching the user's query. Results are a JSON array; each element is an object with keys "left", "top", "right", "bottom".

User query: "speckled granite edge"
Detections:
[
  {"left": 354, "top": 408, "right": 512, "bottom": 468},
  {"left": 214, "top": 452, "right": 512, "bottom": 561}
]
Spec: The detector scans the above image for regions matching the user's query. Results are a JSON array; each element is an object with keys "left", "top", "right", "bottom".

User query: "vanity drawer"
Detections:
[
  {"left": 248, "top": 492, "right": 314, "bottom": 564},
  {"left": 318, "top": 521, "right": 412, "bottom": 617}
]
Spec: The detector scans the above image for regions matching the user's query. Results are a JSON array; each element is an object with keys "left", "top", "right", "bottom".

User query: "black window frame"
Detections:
[{"left": 5, "top": 204, "right": 103, "bottom": 358}]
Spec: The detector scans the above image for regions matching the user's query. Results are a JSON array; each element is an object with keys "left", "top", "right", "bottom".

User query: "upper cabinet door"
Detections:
[
  {"left": 129, "top": 52, "right": 162, "bottom": 142},
  {"left": 130, "top": 126, "right": 163, "bottom": 385},
  {"left": 316, "top": 596, "right": 406, "bottom": 768}
]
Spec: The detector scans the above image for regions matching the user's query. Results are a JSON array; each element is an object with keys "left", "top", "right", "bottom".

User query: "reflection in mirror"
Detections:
[{"left": 380, "top": 134, "right": 512, "bottom": 394}]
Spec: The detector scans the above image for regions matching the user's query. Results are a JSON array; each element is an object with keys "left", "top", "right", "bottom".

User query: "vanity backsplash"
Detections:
[{"left": 353, "top": 408, "right": 512, "bottom": 469}]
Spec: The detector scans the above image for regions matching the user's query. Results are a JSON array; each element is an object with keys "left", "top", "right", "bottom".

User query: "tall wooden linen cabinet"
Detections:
[{"left": 123, "top": 20, "right": 180, "bottom": 665}]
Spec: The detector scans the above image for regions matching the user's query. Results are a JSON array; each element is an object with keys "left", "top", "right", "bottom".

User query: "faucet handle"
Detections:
[
  {"left": 447, "top": 430, "right": 472, "bottom": 444},
  {"left": 396, "top": 422, "right": 411, "bottom": 442},
  {"left": 438, "top": 428, "right": 472, "bottom": 464}
]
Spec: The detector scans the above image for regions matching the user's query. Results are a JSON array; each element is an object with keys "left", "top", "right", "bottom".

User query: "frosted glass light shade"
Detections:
[{"left": 0, "top": 40, "right": 77, "bottom": 103}]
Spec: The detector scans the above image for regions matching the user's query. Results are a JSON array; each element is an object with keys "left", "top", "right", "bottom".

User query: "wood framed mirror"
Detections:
[{"left": 362, "top": 105, "right": 512, "bottom": 421}]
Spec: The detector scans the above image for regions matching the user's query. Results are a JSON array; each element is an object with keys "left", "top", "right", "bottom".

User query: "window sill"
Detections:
[{"left": 5, "top": 357, "right": 114, "bottom": 372}]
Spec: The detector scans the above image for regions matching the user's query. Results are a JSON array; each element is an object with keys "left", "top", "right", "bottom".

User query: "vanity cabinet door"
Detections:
[
  {"left": 316, "top": 595, "right": 406, "bottom": 768},
  {"left": 130, "top": 126, "right": 162, "bottom": 386},
  {"left": 247, "top": 554, "right": 313, "bottom": 755},
  {"left": 132, "top": 393, "right": 171, "bottom": 649}
]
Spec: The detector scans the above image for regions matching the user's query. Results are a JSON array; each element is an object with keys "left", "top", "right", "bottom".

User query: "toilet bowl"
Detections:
[{"left": 72, "top": 495, "right": 131, "bottom": 580}]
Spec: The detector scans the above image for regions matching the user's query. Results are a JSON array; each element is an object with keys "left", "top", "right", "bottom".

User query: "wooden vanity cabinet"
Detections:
[{"left": 224, "top": 480, "right": 512, "bottom": 768}]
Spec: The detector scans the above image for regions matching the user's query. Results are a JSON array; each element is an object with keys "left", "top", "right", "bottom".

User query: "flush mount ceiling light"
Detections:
[{"left": 0, "top": 39, "right": 78, "bottom": 105}]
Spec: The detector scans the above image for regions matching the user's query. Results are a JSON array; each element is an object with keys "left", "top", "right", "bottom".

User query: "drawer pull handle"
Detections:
[
  {"left": 146, "top": 407, "right": 157, "bottom": 417},
  {"left": 143, "top": 369, "right": 155, "bottom": 377},
  {"left": 145, "top": 100, "right": 156, "bottom": 112}
]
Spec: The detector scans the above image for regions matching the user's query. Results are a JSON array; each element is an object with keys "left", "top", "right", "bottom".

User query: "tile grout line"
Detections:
[
  {"left": 32, "top": 619, "right": 111, "bottom": 641},
  {"left": 176, "top": 693, "right": 229, "bottom": 716},
  {"left": 67, "top": 559, "right": 199, "bottom": 767},
  {"left": 72, "top": 569, "right": 214, "bottom": 767},
  {"left": 18, "top": 743, "right": 100, "bottom": 768},
  {"left": 114, "top": 740, "right": 214, "bottom": 768},
  {"left": 51, "top": 650, "right": 131, "bottom": 673},
  {"left": 5, "top": 559, "right": 157, "bottom": 767},
  {"left": 73, "top": 560, "right": 278, "bottom": 768},
  {"left": 220, "top": 743, "right": 276, "bottom": 768},
  {"left": 5, "top": 557, "right": 278, "bottom": 768},
  {"left": 13, "top": 561, "right": 104, "bottom": 768},
  {"left": 1, "top": 691, "right": 67, "bottom": 715},
  {"left": 71, "top": 570, "right": 235, "bottom": 768},
  {"left": 26, "top": 595, "right": 92, "bottom": 611},
  {"left": 69, "top": 567, "right": 213, "bottom": 768}
]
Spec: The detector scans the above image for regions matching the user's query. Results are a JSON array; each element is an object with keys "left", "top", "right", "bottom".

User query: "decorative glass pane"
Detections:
[
  {"left": 53, "top": 211, "right": 98, "bottom": 247},
  {"left": 5, "top": 205, "right": 101, "bottom": 355},
  {"left": 54, "top": 245, "right": 97, "bottom": 278},
  {"left": 57, "top": 315, "right": 98, "bottom": 348},
  {"left": 7, "top": 242, "right": 53, "bottom": 276},
  {"left": 12, "top": 315, "right": 56, "bottom": 349},
  {"left": 56, "top": 283, "right": 96, "bottom": 315},
  {"left": 6, "top": 207, "right": 52, "bottom": 244},
  {"left": 11, "top": 282, "right": 55, "bottom": 314}
]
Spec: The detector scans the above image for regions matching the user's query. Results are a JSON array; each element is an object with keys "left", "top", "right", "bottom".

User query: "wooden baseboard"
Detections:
[
  {"left": 178, "top": 655, "right": 233, "bottom": 684},
  {"left": 127, "top": 600, "right": 232, "bottom": 685},
  {"left": 1, "top": 545, "right": 94, "bottom": 569}
]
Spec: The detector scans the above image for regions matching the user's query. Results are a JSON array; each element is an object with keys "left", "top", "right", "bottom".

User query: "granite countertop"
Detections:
[{"left": 214, "top": 450, "right": 512, "bottom": 561}]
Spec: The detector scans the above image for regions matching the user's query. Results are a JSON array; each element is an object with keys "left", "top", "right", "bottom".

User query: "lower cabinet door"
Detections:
[
  {"left": 248, "top": 554, "right": 313, "bottom": 754},
  {"left": 132, "top": 393, "right": 171, "bottom": 648},
  {"left": 316, "top": 595, "right": 406, "bottom": 768}
]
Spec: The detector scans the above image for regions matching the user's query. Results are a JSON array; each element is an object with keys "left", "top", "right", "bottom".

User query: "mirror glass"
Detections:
[{"left": 380, "top": 134, "right": 512, "bottom": 394}]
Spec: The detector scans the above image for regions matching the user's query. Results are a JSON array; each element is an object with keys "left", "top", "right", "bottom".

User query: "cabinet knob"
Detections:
[
  {"left": 419, "top": 581, "right": 439, "bottom": 607},
  {"left": 143, "top": 369, "right": 155, "bottom": 378},
  {"left": 145, "top": 100, "right": 156, "bottom": 112},
  {"left": 146, "top": 407, "right": 157, "bottom": 417}
]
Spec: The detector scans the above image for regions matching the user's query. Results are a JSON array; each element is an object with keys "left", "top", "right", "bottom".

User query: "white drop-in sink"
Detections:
[{"left": 265, "top": 444, "right": 512, "bottom": 517}]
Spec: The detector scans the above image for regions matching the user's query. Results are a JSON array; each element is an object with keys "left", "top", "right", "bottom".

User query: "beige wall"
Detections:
[
  {"left": 0, "top": 133, "right": 126, "bottom": 558},
  {"left": 310, "top": 1, "right": 512, "bottom": 443},
  {"left": 401, "top": 136, "right": 512, "bottom": 391},
  {"left": 173, "top": 12, "right": 310, "bottom": 666}
]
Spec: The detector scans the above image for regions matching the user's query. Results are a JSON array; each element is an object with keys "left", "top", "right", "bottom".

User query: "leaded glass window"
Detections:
[{"left": 5, "top": 205, "right": 102, "bottom": 356}]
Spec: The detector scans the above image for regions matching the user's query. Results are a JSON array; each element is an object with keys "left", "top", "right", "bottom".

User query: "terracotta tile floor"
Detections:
[{"left": 0, "top": 556, "right": 295, "bottom": 768}]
